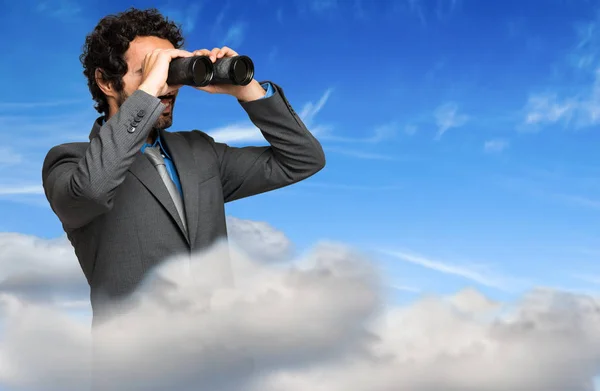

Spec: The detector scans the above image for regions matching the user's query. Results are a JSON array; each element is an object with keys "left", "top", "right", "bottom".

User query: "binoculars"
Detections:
[{"left": 167, "top": 55, "right": 254, "bottom": 87}]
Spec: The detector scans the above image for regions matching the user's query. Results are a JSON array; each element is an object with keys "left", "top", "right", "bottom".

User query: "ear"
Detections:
[{"left": 95, "top": 68, "right": 118, "bottom": 98}]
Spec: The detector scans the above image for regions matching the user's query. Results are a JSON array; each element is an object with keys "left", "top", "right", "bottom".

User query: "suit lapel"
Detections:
[
  {"left": 128, "top": 151, "right": 190, "bottom": 245},
  {"left": 160, "top": 130, "right": 200, "bottom": 248}
]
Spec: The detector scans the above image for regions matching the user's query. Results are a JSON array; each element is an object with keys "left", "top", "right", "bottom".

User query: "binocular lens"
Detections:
[
  {"left": 167, "top": 55, "right": 255, "bottom": 87},
  {"left": 190, "top": 56, "right": 213, "bottom": 86},
  {"left": 231, "top": 56, "right": 254, "bottom": 85}
]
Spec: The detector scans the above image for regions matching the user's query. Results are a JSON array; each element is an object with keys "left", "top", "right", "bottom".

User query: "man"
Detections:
[{"left": 42, "top": 8, "right": 325, "bottom": 325}]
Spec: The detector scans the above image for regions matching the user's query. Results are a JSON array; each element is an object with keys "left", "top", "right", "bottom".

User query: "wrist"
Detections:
[
  {"left": 138, "top": 83, "right": 159, "bottom": 97},
  {"left": 235, "top": 80, "right": 267, "bottom": 102}
]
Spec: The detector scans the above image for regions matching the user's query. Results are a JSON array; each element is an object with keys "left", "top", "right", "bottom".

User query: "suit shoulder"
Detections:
[
  {"left": 45, "top": 141, "right": 89, "bottom": 161},
  {"left": 43, "top": 142, "right": 89, "bottom": 173},
  {"left": 173, "top": 129, "right": 215, "bottom": 144}
]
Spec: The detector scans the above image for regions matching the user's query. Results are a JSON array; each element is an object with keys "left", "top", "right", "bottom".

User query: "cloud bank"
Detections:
[{"left": 0, "top": 221, "right": 600, "bottom": 391}]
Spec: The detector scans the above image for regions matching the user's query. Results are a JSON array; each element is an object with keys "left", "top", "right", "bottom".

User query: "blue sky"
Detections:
[{"left": 1, "top": 0, "right": 600, "bottom": 308}]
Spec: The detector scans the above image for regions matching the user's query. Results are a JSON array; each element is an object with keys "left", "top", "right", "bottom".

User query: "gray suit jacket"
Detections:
[{"left": 42, "top": 81, "right": 325, "bottom": 323}]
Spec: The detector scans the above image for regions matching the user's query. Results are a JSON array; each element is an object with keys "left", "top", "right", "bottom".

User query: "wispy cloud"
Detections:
[
  {"left": 522, "top": 92, "right": 578, "bottom": 128},
  {"left": 318, "top": 122, "right": 397, "bottom": 144},
  {"left": 323, "top": 146, "right": 396, "bottom": 161},
  {"left": 267, "top": 47, "right": 278, "bottom": 63},
  {"left": 209, "top": 5, "right": 246, "bottom": 48},
  {"left": 390, "top": 284, "right": 420, "bottom": 293},
  {"left": 570, "top": 15, "right": 600, "bottom": 71},
  {"left": 222, "top": 22, "right": 247, "bottom": 48},
  {"left": 521, "top": 68, "right": 600, "bottom": 129},
  {"left": 434, "top": 102, "right": 469, "bottom": 139},
  {"left": 403, "top": 0, "right": 460, "bottom": 26},
  {"left": 208, "top": 89, "right": 395, "bottom": 162},
  {"left": 380, "top": 249, "right": 507, "bottom": 289},
  {"left": 552, "top": 193, "right": 600, "bottom": 210},
  {"left": 207, "top": 122, "right": 265, "bottom": 143},
  {"left": 405, "top": 0, "right": 427, "bottom": 26},
  {"left": 483, "top": 138, "right": 509, "bottom": 153},
  {"left": 299, "top": 182, "right": 402, "bottom": 191},
  {"left": 208, "top": 88, "right": 333, "bottom": 143},
  {"left": 35, "top": 0, "right": 81, "bottom": 20},
  {"left": 434, "top": 0, "right": 460, "bottom": 20},
  {"left": 494, "top": 171, "right": 600, "bottom": 214},
  {"left": 404, "top": 124, "right": 418, "bottom": 135},
  {"left": 0, "top": 147, "right": 23, "bottom": 166},
  {"left": 522, "top": 14, "right": 600, "bottom": 130},
  {"left": 572, "top": 273, "right": 600, "bottom": 285},
  {"left": 0, "top": 99, "right": 84, "bottom": 111},
  {"left": 0, "top": 184, "right": 43, "bottom": 196},
  {"left": 299, "top": 88, "right": 333, "bottom": 127},
  {"left": 309, "top": 0, "right": 338, "bottom": 13},
  {"left": 160, "top": 2, "right": 202, "bottom": 34}
]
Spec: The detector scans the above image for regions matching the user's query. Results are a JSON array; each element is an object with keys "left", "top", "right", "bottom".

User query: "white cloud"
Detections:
[
  {"left": 207, "top": 89, "right": 393, "bottom": 152},
  {"left": 298, "top": 88, "right": 333, "bottom": 127},
  {"left": 0, "top": 233, "right": 87, "bottom": 307},
  {"left": 159, "top": 3, "right": 202, "bottom": 34},
  {"left": 0, "top": 185, "right": 43, "bottom": 196},
  {"left": 434, "top": 102, "right": 469, "bottom": 139},
  {"left": 1, "top": 222, "right": 600, "bottom": 390},
  {"left": 523, "top": 12, "right": 600, "bottom": 130},
  {"left": 208, "top": 89, "right": 332, "bottom": 143},
  {"left": 207, "top": 122, "right": 266, "bottom": 143},
  {"left": 226, "top": 216, "right": 293, "bottom": 262},
  {"left": 523, "top": 92, "right": 578, "bottom": 127},
  {"left": 380, "top": 249, "right": 508, "bottom": 290},
  {"left": 0, "top": 99, "right": 83, "bottom": 110},
  {"left": 0, "top": 218, "right": 296, "bottom": 306},
  {"left": 483, "top": 139, "right": 509, "bottom": 153},
  {"left": 319, "top": 122, "right": 397, "bottom": 144},
  {"left": 222, "top": 22, "right": 247, "bottom": 48}
]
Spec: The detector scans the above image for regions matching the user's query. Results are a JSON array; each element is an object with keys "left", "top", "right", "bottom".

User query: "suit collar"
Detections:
[
  {"left": 159, "top": 130, "right": 200, "bottom": 248},
  {"left": 90, "top": 116, "right": 205, "bottom": 249},
  {"left": 128, "top": 151, "right": 190, "bottom": 245}
]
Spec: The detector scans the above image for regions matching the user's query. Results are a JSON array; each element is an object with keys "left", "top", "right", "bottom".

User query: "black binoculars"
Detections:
[{"left": 167, "top": 55, "right": 254, "bottom": 87}]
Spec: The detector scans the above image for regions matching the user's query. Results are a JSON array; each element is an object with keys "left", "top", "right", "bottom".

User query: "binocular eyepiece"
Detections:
[{"left": 167, "top": 55, "right": 254, "bottom": 87}]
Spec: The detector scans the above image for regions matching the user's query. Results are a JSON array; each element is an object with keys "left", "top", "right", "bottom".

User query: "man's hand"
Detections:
[
  {"left": 138, "top": 48, "right": 194, "bottom": 97},
  {"left": 191, "top": 46, "right": 267, "bottom": 102}
]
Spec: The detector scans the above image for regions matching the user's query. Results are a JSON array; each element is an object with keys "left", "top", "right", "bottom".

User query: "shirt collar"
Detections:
[{"left": 141, "top": 132, "right": 172, "bottom": 159}]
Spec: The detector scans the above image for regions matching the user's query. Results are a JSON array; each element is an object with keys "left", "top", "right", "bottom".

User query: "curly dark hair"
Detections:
[{"left": 80, "top": 8, "right": 185, "bottom": 116}]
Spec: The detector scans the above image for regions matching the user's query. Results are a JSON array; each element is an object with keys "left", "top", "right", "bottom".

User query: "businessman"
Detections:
[{"left": 42, "top": 8, "right": 325, "bottom": 325}]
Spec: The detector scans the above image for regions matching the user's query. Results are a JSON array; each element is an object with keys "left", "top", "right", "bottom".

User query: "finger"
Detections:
[
  {"left": 193, "top": 49, "right": 211, "bottom": 57},
  {"left": 163, "top": 49, "right": 194, "bottom": 59},
  {"left": 210, "top": 47, "right": 220, "bottom": 62},
  {"left": 216, "top": 46, "right": 227, "bottom": 58},
  {"left": 219, "top": 46, "right": 236, "bottom": 57}
]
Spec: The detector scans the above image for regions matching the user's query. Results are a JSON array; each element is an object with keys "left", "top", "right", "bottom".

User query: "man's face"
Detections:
[{"left": 117, "top": 36, "right": 179, "bottom": 130}]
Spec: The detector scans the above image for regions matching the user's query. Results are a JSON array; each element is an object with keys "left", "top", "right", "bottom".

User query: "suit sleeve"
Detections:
[
  {"left": 42, "top": 90, "right": 165, "bottom": 230},
  {"left": 205, "top": 81, "right": 326, "bottom": 203}
]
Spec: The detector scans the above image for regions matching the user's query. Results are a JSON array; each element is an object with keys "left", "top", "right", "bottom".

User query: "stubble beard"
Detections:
[{"left": 117, "top": 90, "right": 174, "bottom": 130}]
